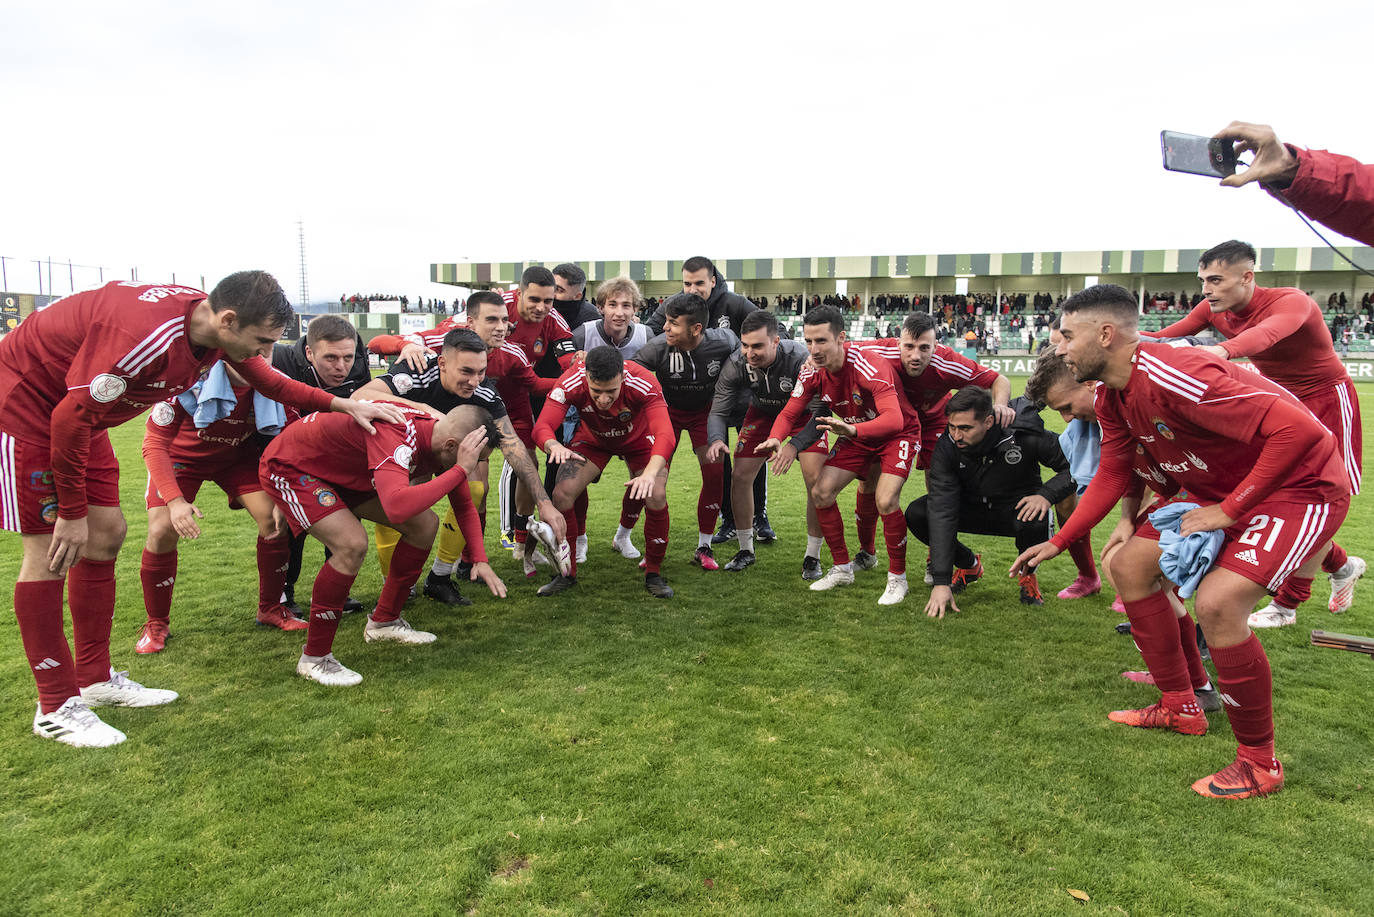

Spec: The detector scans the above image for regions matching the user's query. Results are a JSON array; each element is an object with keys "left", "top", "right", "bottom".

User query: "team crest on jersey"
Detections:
[
  {"left": 851, "top": 391, "right": 863, "bottom": 407},
  {"left": 393, "top": 445, "right": 415, "bottom": 469},
  {"left": 298, "top": 474, "right": 320, "bottom": 486},
  {"left": 314, "top": 488, "right": 338, "bottom": 507},
  {"left": 1136, "top": 443, "right": 1145, "bottom": 455},
  {"left": 618, "top": 409, "right": 632, "bottom": 422},
  {"left": 1004, "top": 446, "right": 1023, "bottom": 465},
  {"left": 392, "top": 373, "right": 415, "bottom": 394},
  {"left": 780, "top": 377, "right": 794, "bottom": 392},
  {"left": 39, "top": 495, "right": 58, "bottom": 524},
  {"left": 29, "top": 470, "right": 53, "bottom": 490},
  {"left": 707, "top": 360, "right": 722, "bottom": 377},
  {"left": 533, "top": 338, "right": 546, "bottom": 355},
  {"left": 1152, "top": 417, "right": 1174, "bottom": 440},
  {"left": 89, "top": 373, "right": 127, "bottom": 403},
  {"left": 550, "top": 387, "right": 566, "bottom": 404},
  {"left": 151, "top": 402, "right": 176, "bottom": 426}
]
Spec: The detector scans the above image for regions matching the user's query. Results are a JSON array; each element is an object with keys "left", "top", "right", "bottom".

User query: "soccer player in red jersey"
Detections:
[
  {"left": 136, "top": 362, "right": 304, "bottom": 655},
  {"left": 0, "top": 272, "right": 401, "bottom": 747},
  {"left": 1012, "top": 284, "right": 1350, "bottom": 799},
  {"left": 531, "top": 346, "right": 677, "bottom": 599},
  {"left": 759, "top": 306, "right": 922, "bottom": 606},
  {"left": 262, "top": 403, "right": 503, "bottom": 686},
  {"left": 1147, "top": 240, "right": 1364, "bottom": 624}
]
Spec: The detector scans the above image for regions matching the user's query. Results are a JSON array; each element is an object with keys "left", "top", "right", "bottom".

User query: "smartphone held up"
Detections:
[{"left": 1161, "top": 130, "right": 1240, "bottom": 178}]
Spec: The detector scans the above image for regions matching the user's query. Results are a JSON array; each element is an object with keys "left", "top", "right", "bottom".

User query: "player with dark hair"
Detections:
[
  {"left": 632, "top": 293, "right": 741, "bottom": 570},
  {"left": 1145, "top": 240, "right": 1363, "bottom": 625},
  {"left": 354, "top": 328, "right": 567, "bottom": 594},
  {"left": 0, "top": 272, "right": 402, "bottom": 747},
  {"left": 1012, "top": 284, "right": 1349, "bottom": 798},
  {"left": 573, "top": 277, "right": 653, "bottom": 560},
  {"left": 705, "top": 309, "right": 828, "bottom": 573},
  {"left": 263, "top": 404, "right": 502, "bottom": 686},
  {"left": 532, "top": 346, "right": 676, "bottom": 598},
  {"left": 758, "top": 306, "right": 922, "bottom": 606},
  {"left": 551, "top": 263, "right": 600, "bottom": 332},
  {"left": 909, "top": 386, "right": 1073, "bottom": 614},
  {"left": 134, "top": 362, "right": 303, "bottom": 655}
]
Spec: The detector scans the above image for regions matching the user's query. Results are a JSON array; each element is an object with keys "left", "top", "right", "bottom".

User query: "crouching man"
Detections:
[{"left": 260, "top": 403, "right": 506, "bottom": 686}]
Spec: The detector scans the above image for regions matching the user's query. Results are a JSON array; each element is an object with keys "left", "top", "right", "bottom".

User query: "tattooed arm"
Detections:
[{"left": 492, "top": 412, "right": 566, "bottom": 541}]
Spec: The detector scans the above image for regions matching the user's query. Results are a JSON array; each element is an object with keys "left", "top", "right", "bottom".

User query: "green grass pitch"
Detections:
[{"left": 1, "top": 384, "right": 1372, "bottom": 916}]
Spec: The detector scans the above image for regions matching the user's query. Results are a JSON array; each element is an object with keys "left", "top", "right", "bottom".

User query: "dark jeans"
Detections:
[{"left": 904, "top": 495, "right": 1052, "bottom": 570}]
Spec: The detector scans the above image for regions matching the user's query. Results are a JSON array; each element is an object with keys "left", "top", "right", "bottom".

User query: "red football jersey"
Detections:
[
  {"left": 860, "top": 339, "right": 1001, "bottom": 422},
  {"left": 263, "top": 402, "right": 440, "bottom": 493},
  {"left": 768, "top": 344, "right": 917, "bottom": 444},
  {"left": 502, "top": 288, "right": 574, "bottom": 372},
  {"left": 534, "top": 362, "right": 674, "bottom": 461},
  {"left": 1094, "top": 343, "right": 1347, "bottom": 513},
  {"left": 1148, "top": 286, "right": 1347, "bottom": 399}
]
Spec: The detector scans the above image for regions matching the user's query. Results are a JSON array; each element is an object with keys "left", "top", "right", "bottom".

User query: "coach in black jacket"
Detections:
[
  {"left": 645, "top": 256, "right": 757, "bottom": 337},
  {"left": 270, "top": 314, "right": 371, "bottom": 397},
  {"left": 907, "top": 387, "right": 1073, "bottom": 615}
]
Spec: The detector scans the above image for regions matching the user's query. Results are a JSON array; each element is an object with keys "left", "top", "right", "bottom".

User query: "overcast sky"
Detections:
[{"left": 2, "top": 0, "right": 1369, "bottom": 304}]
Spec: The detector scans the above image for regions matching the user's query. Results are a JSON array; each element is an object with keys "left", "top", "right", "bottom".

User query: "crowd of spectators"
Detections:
[{"left": 338, "top": 293, "right": 452, "bottom": 314}]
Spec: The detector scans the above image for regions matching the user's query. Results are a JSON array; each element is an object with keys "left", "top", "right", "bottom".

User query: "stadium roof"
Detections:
[{"left": 432, "top": 245, "right": 1374, "bottom": 287}]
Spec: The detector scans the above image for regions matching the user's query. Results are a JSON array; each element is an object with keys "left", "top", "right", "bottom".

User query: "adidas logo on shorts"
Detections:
[{"left": 1234, "top": 548, "right": 1260, "bottom": 566}]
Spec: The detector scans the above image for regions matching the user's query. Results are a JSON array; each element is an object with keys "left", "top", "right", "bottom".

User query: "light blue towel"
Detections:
[
  {"left": 176, "top": 361, "right": 287, "bottom": 436},
  {"left": 1058, "top": 419, "right": 1101, "bottom": 493},
  {"left": 1148, "top": 501, "right": 1225, "bottom": 599}
]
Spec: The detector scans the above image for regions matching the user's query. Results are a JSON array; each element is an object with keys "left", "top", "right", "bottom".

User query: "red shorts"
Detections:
[
  {"left": 825, "top": 429, "right": 920, "bottom": 479},
  {"left": 569, "top": 426, "right": 658, "bottom": 475},
  {"left": 145, "top": 457, "right": 262, "bottom": 511},
  {"left": 0, "top": 430, "right": 121, "bottom": 535},
  {"left": 1135, "top": 496, "right": 1349, "bottom": 593},
  {"left": 667, "top": 405, "right": 711, "bottom": 453},
  {"left": 511, "top": 417, "right": 536, "bottom": 449},
  {"left": 916, "top": 411, "right": 947, "bottom": 471},
  {"left": 735, "top": 406, "right": 829, "bottom": 458},
  {"left": 260, "top": 462, "right": 373, "bottom": 537},
  {"left": 1304, "top": 379, "right": 1362, "bottom": 495}
]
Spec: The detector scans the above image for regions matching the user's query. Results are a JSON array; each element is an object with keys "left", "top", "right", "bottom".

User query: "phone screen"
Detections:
[{"left": 1161, "top": 130, "right": 1236, "bottom": 177}]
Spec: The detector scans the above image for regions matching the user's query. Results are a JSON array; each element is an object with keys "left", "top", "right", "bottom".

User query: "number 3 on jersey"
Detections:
[{"left": 1237, "top": 514, "right": 1285, "bottom": 553}]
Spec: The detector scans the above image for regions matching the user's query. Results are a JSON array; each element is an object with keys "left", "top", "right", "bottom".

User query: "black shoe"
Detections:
[
  {"left": 753, "top": 516, "right": 776, "bottom": 544},
  {"left": 1115, "top": 620, "right": 1133, "bottom": 635},
  {"left": 537, "top": 573, "right": 577, "bottom": 597},
  {"left": 455, "top": 560, "right": 473, "bottom": 582},
  {"left": 710, "top": 521, "right": 737, "bottom": 545},
  {"left": 423, "top": 572, "right": 472, "bottom": 606},
  {"left": 724, "top": 549, "right": 756, "bottom": 571},
  {"left": 645, "top": 572, "right": 674, "bottom": 598},
  {"left": 853, "top": 551, "right": 879, "bottom": 572},
  {"left": 1194, "top": 686, "right": 1222, "bottom": 712},
  {"left": 801, "top": 556, "right": 823, "bottom": 581},
  {"left": 1197, "top": 626, "right": 1211, "bottom": 661},
  {"left": 342, "top": 596, "right": 364, "bottom": 615},
  {"left": 281, "top": 586, "right": 301, "bottom": 618}
]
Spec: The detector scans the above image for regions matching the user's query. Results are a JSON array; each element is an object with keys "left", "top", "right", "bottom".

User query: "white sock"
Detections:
[
  {"left": 698, "top": 531, "right": 713, "bottom": 549},
  {"left": 806, "top": 536, "right": 824, "bottom": 559},
  {"left": 1198, "top": 680, "right": 1212, "bottom": 691},
  {"left": 738, "top": 531, "right": 754, "bottom": 553},
  {"left": 834, "top": 562, "right": 853, "bottom": 573},
  {"left": 615, "top": 525, "right": 634, "bottom": 542},
  {"left": 577, "top": 534, "right": 588, "bottom": 549},
  {"left": 431, "top": 560, "right": 454, "bottom": 576}
]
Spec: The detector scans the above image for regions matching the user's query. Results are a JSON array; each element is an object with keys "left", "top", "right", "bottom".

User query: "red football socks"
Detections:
[
  {"left": 1322, "top": 542, "right": 1348, "bottom": 575},
  {"left": 643, "top": 506, "right": 670, "bottom": 574},
  {"left": 1123, "top": 590, "right": 1198, "bottom": 713},
  {"left": 697, "top": 461, "right": 724, "bottom": 535},
  {"left": 256, "top": 536, "right": 291, "bottom": 614},
  {"left": 881, "top": 510, "right": 907, "bottom": 575},
  {"left": 1066, "top": 534, "right": 1098, "bottom": 579},
  {"left": 373, "top": 540, "right": 429, "bottom": 623},
  {"left": 1209, "top": 633, "right": 1276, "bottom": 764},
  {"left": 303, "top": 561, "right": 356, "bottom": 657},
  {"left": 574, "top": 491, "right": 589, "bottom": 535},
  {"left": 817, "top": 502, "right": 851, "bottom": 566},
  {"left": 140, "top": 548, "right": 178, "bottom": 623},
  {"left": 68, "top": 558, "right": 116, "bottom": 689},
  {"left": 1176, "top": 613, "right": 1209, "bottom": 691},
  {"left": 562, "top": 506, "right": 581, "bottom": 578},
  {"left": 619, "top": 492, "right": 643, "bottom": 529},
  {"left": 14, "top": 579, "right": 75, "bottom": 713},
  {"left": 1274, "top": 575, "right": 1313, "bottom": 609},
  {"left": 855, "top": 490, "right": 879, "bottom": 555}
]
